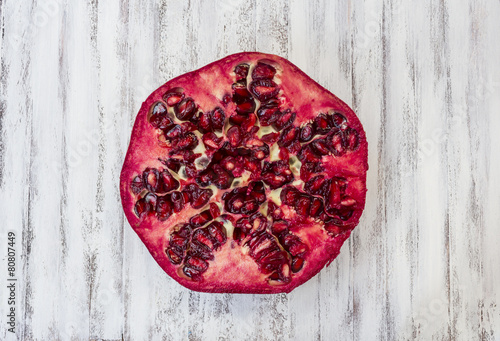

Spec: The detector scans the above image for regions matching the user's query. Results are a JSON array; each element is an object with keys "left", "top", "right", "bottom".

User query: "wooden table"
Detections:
[{"left": 1, "top": 0, "right": 499, "bottom": 340}]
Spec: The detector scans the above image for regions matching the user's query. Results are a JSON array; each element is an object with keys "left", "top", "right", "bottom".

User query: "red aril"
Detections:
[{"left": 120, "top": 52, "right": 368, "bottom": 294}]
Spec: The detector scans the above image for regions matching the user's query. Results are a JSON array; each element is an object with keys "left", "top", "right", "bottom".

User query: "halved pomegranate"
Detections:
[{"left": 120, "top": 52, "right": 368, "bottom": 294}]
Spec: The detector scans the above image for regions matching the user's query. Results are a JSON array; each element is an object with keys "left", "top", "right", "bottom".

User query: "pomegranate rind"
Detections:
[{"left": 120, "top": 52, "right": 368, "bottom": 294}]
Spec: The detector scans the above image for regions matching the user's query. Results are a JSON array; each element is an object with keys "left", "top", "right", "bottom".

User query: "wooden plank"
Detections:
[
  {"left": 288, "top": 1, "right": 355, "bottom": 340},
  {"left": 347, "top": 0, "right": 391, "bottom": 340},
  {"left": 0, "top": 1, "right": 38, "bottom": 340},
  {"left": 445, "top": 0, "right": 500, "bottom": 340}
]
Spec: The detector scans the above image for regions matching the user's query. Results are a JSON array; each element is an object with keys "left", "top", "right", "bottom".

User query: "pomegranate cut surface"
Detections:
[{"left": 120, "top": 52, "right": 368, "bottom": 294}]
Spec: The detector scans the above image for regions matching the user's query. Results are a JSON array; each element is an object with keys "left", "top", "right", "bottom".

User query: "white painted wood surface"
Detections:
[{"left": 0, "top": 0, "right": 499, "bottom": 340}]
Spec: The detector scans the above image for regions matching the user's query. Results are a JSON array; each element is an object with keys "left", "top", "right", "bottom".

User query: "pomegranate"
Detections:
[{"left": 120, "top": 52, "right": 368, "bottom": 294}]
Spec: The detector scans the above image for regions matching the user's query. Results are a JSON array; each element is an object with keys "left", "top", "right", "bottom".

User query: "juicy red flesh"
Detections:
[{"left": 121, "top": 53, "right": 367, "bottom": 294}]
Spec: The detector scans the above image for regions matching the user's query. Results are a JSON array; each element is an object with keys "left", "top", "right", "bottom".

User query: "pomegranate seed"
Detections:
[
  {"left": 241, "top": 113, "right": 257, "bottom": 133},
  {"left": 174, "top": 98, "right": 197, "bottom": 121},
  {"left": 268, "top": 201, "right": 284, "bottom": 221},
  {"left": 156, "top": 195, "right": 173, "bottom": 220},
  {"left": 131, "top": 175, "right": 144, "bottom": 194},
  {"left": 142, "top": 168, "right": 160, "bottom": 192},
  {"left": 184, "top": 164, "right": 197, "bottom": 179},
  {"left": 176, "top": 223, "right": 193, "bottom": 239},
  {"left": 236, "top": 99, "right": 256, "bottom": 114},
  {"left": 344, "top": 128, "right": 360, "bottom": 151},
  {"left": 304, "top": 175, "right": 328, "bottom": 195},
  {"left": 235, "top": 217, "right": 253, "bottom": 236},
  {"left": 280, "top": 186, "right": 300, "bottom": 206},
  {"left": 328, "top": 131, "right": 345, "bottom": 156},
  {"left": 170, "top": 191, "right": 185, "bottom": 213},
  {"left": 183, "top": 266, "right": 202, "bottom": 278},
  {"left": 220, "top": 156, "right": 237, "bottom": 172},
  {"left": 212, "top": 164, "right": 234, "bottom": 189},
  {"left": 273, "top": 109, "right": 295, "bottom": 131},
  {"left": 257, "top": 106, "right": 280, "bottom": 126},
  {"left": 207, "top": 221, "right": 227, "bottom": 245},
  {"left": 300, "top": 161, "right": 324, "bottom": 181},
  {"left": 294, "top": 196, "right": 311, "bottom": 217},
  {"left": 170, "top": 233, "right": 188, "bottom": 250},
  {"left": 251, "top": 213, "right": 269, "bottom": 231},
  {"left": 337, "top": 208, "right": 354, "bottom": 221},
  {"left": 261, "top": 132, "right": 280, "bottom": 144},
  {"left": 279, "top": 147, "right": 290, "bottom": 161},
  {"left": 241, "top": 199, "right": 259, "bottom": 215},
  {"left": 192, "top": 229, "right": 216, "bottom": 250},
  {"left": 309, "top": 197, "right": 324, "bottom": 217},
  {"left": 198, "top": 111, "right": 212, "bottom": 132},
  {"left": 222, "top": 93, "right": 232, "bottom": 105},
  {"left": 164, "top": 125, "right": 184, "bottom": 140},
  {"left": 247, "top": 230, "right": 269, "bottom": 250},
  {"left": 166, "top": 247, "right": 184, "bottom": 265},
  {"left": 249, "top": 181, "right": 266, "bottom": 204},
  {"left": 229, "top": 113, "right": 249, "bottom": 126},
  {"left": 134, "top": 197, "right": 149, "bottom": 217},
  {"left": 184, "top": 256, "right": 208, "bottom": 275},
  {"left": 261, "top": 161, "right": 294, "bottom": 189},
  {"left": 252, "top": 62, "right": 276, "bottom": 80},
  {"left": 327, "top": 180, "right": 341, "bottom": 207},
  {"left": 251, "top": 235, "right": 275, "bottom": 259},
  {"left": 227, "top": 126, "right": 242, "bottom": 147},
  {"left": 173, "top": 132, "right": 198, "bottom": 151},
  {"left": 163, "top": 88, "right": 184, "bottom": 107},
  {"left": 191, "top": 188, "right": 213, "bottom": 209},
  {"left": 282, "top": 234, "right": 305, "bottom": 255},
  {"left": 180, "top": 122, "right": 197, "bottom": 132},
  {"left": 261, "top": 98, "right": 280, "bottom": 108},
  {"left": 233, "top": 228, "right": 244, "bottom": 242},
  {"left": 297, "top": 145, "right": 322, "bottom": 163},
  {"left": 251, "top": 144, "right": 270, "bottom": 161},
  {"left": 287, "top": 140, "right": 302, "bottom": 154},
  {"left": 311, "top": 139, "right": 330, "bottom": 155},
  {"left": 324, "top": 223, "right": 346, "bottom": 237},
  {"left": 291, "top": 257, "right": 304, "bottom": 273},
  {"left": 196, "top": 168, "right": 216, "bottom": 187},
  {"left": 260, "top": 249, "right": 288, "bottom": 272},
  {"left": 299, "top": 123, "right": 315, "bottom": 142},
  {"left": 190, "top": 210, "right": 213, "bottom": 227},
  {"left": 278, "top": 126, "right": 299, "bottom": 147},
  {"left": 271, "top": 220, "right": 289, "bottom": 236},
  {"left": 149, "top": 102, "right": 173, "bottom": 130},
  {"left": 332, "top": 113, "right": 348, "bottom": 130},
  {"left": 232, "top": 81, "right": 252, "bottom": 99},
  {"left": 313, "top": 113, "right": 333, "bottom": 134},
  {"left": 209, "top": 203, "right": 221, "bottom": 219},
  {"left": 158, "top": 170, "right": 179, "bottom": 193},
  {"left": 162, "top": 158, "right": 181, "bottom": 173},
  {"left": 223, "top": 187, "right": 262, "bottom": 214},
  {"left": 243, "top": 158, "right": 262, "bottom": 174},
  {"left": 202, "top": 132, "right": 223, "bottom": 150},
  {"left": 249, "top": 79, "right": 279, "bottom": 102},
  {"left": 191, "top": 240, "right": 216, "bottom": 260},
  {"left": 244, "top": 137, "right": 264, "bottom": 148},
  {"left": 211, "top": 107, "right": 226, "bottom": 131},
  {"left": 234, "top": 63, "right": 250, "bottom": 81}
]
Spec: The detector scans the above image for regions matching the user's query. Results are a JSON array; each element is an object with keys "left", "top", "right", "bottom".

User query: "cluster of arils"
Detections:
[{"left": 165, "top": 211, "right": 228, "bottom": 278}]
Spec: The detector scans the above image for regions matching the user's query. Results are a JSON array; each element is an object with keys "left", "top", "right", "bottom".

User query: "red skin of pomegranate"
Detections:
[{"left": 120, "top": 52, "right": 368, "bottom": 294}]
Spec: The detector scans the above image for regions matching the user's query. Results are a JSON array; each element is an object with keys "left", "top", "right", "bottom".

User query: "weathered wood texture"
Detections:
[{"left": 0, "top": 0, "right": 499, "bottom": 340}]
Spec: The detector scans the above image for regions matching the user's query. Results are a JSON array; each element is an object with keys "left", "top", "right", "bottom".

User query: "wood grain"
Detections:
[{"left": 0, "top": 0, "right": 499, "bottom": 340}]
